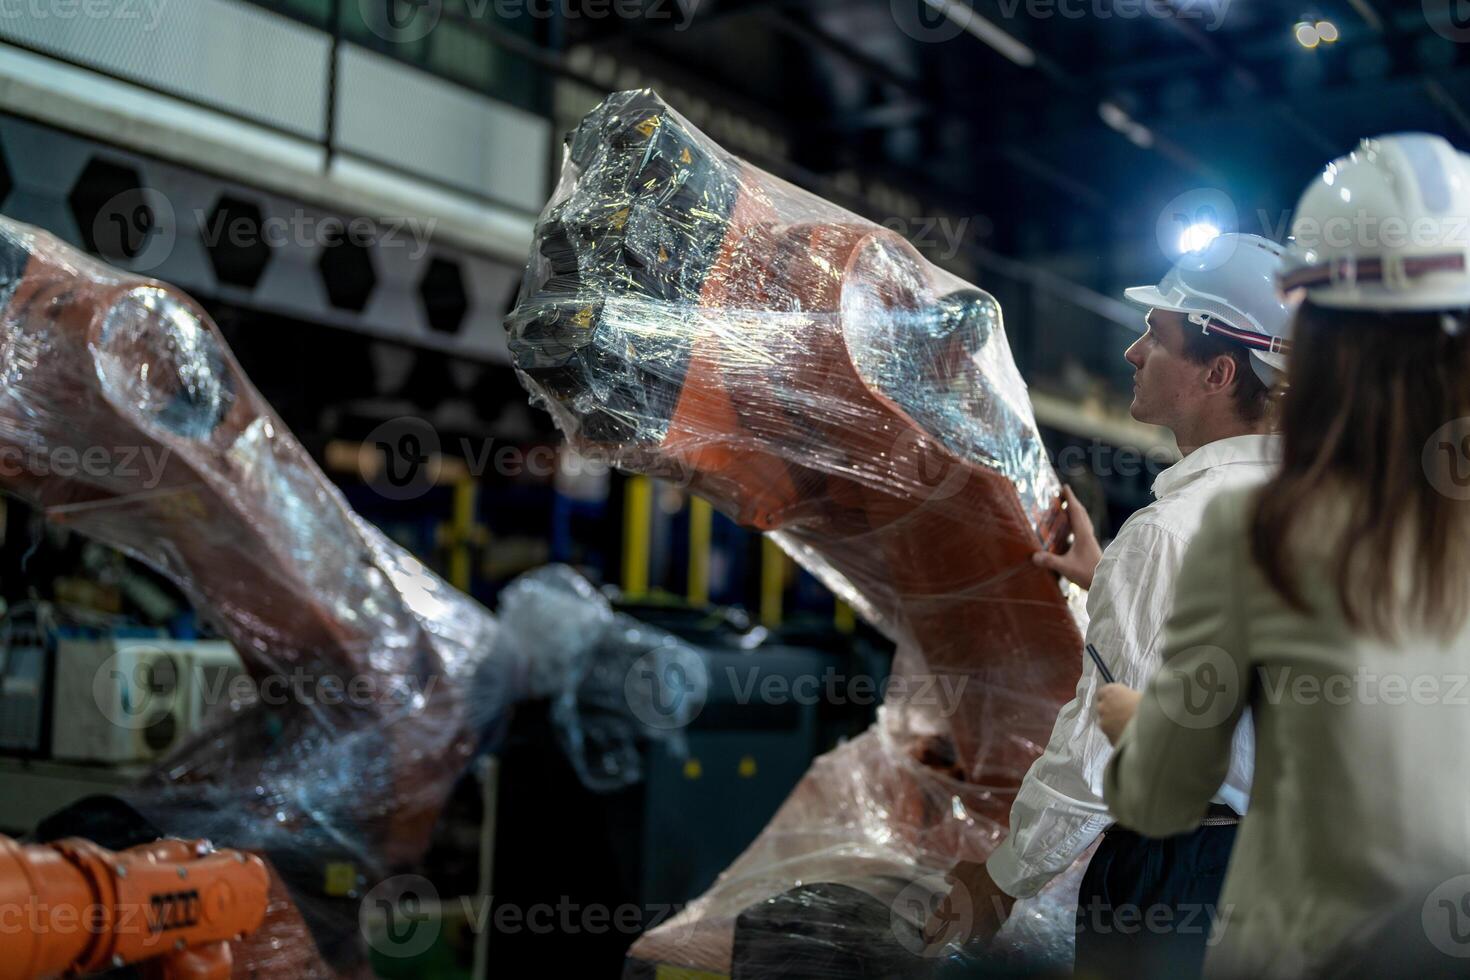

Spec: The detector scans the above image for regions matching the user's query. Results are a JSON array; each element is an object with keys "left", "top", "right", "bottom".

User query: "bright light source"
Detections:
[
  {"left": 1294, "top": 21, "right": 1320, "bottom": 48},
  {"left": 1316, "top": 19, "right": 1339, "bottom": 42},
  {"left": 1178, "top": 222, "right": 1221, "bottom": 253}
]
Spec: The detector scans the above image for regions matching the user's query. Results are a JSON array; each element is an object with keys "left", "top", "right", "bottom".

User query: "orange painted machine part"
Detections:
[
  {"left": 0, "top": 219, "right": 473, "bottom": 870},
  {"left": 0, "top": 836, "right": 269, "bottom": 980},
  {"left": 662, "top": 213, "right": 1082, "bottom": 803},
  {"left": 523, "top": 88, "right": 1091, "bottom": 972}
]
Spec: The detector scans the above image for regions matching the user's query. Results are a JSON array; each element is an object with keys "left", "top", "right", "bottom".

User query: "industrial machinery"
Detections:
[
  {"left": 0, "top": 216, "right": 730, "bottom": 974},
  {"left": 0, "top": 606, "right": 52, "bottom": 756},
  {"left": 508, "top": 90, "right": 1088, "bottom": 974},
  {"left": 0, "top": 83, "right": 1088, "bottom": 975},
  {"left": 51, "top": 638, "right": 243, "bottom": 765},
  {"left": 0, "top": 834, "right": 269, "bottom": 980},
  {"left": 0, "top": 216, "right": 505, "bottom": 975}
]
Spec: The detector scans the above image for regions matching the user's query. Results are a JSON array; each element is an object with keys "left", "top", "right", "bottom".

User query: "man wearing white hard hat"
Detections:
[
  {"left": 927, "top": 232, "right": 1292, "bottom": 979},
  {"left": 1100, "top": 133, "right": 1470, "bottom": 978}
]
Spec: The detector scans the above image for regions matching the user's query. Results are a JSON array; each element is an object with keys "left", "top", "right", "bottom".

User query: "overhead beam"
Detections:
[{"left": 573, "top": 0, "right": 817, "bottom": 49}]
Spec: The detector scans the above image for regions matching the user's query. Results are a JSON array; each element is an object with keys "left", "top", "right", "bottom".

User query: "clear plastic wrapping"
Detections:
[
  {"left": 496, "top": 563, "right": 703, "bottom": 792},
  {"left": 508, "top": 90, "right": 1090, "bottom": 974},
  {"left": 0, "top": 215, "right": 505, "bottom": 975},
  {"left": 0, "top": 217, "right": 700, "bottom": 976}
]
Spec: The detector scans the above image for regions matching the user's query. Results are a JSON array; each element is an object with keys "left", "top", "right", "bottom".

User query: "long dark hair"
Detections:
[{"left": 1251, "top": 300, "right": 1470, "bottom": 640}]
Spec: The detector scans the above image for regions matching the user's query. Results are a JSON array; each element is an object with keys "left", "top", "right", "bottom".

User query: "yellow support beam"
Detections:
[
  {"left": 622, "top": 475, "right": 653, "bottom": 598},
  {"left": 834, "top": 598, "right": 856, "bottom": 635},
  {"left": 760, "top": 535, "right": 786, "bottom": 628},
  {"left": 687, "top": 496, "right": 712, "bottom": 606},
  {"left": 446, "top": 477, "right": 481, "bottom": 593}
]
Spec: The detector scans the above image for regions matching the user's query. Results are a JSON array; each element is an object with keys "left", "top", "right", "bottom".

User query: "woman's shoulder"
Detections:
[{"left": 1198, "top": 482, "right": 1260, "bottom": 538}]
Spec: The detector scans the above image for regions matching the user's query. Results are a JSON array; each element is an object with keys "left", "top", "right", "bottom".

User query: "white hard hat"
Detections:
[
  {"left": 1280, "top": 133, "right": 1470, "bottom": 312},
  {"left": 1125, "top": 232, "right": 1293, "bottom": 386}
]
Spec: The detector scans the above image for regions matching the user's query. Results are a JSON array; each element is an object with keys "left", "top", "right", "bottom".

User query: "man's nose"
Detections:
[{"left": 1123, "top": 338, "right": 1144, "bottom": 368}]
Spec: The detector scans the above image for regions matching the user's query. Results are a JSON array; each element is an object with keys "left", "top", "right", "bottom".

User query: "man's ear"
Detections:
[{"left": 1202, "top": 354, "right": 1238, "bottom": 395}]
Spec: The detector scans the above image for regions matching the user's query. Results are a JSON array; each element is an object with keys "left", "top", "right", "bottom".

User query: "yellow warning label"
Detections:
[
  {"left": 655, "top": 966, "right": 728, "bottom": 980},
  {"left": 635, "top": 116, "right": 660, "bottom": 137},
  {"left": 680, "top": 147, "right": 692, "bottom": 164},
  {"left": 324, "top": 862, "right": 357, "bottom": 897},
  {"left": 571, "top": 306, "right": 594, "bottom": 329}
]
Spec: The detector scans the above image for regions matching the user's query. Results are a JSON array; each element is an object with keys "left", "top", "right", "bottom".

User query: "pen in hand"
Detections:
[{"left": 1086, "top": 643, "right": 1116, "bottom": 684}]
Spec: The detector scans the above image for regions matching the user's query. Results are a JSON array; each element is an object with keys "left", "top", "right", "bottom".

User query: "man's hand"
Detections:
[
  {"left": 1032, "top": 485, "right": 1102, "bottom": 590},
  {"left": 1096, "top": 683, "right": 1142, "bottom": 745},
  {"left": 922, "top": 859, "right": 1015, "bottom": 951}
]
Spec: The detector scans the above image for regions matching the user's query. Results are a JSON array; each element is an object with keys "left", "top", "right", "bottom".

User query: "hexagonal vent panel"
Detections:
[
  {"left": 318, "top": 221, "right": 377, "bottom": 313},
  {"left": 420, "top": 257, "right": 469, "bottom": 335},
  {"left": 68, "top": 159, "right": 153, "bottom": 262},
  {"left": 203, "top": 195, "right": 272, "bottom": 290}
]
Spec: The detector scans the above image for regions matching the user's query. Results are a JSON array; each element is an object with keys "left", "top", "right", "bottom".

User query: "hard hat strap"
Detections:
[
  {"left": 1279, "top": 252, "right": 1467, "bottom": 294},
  {"left": 1187, "top": 312, "right": 1292, "bottom": 356}
]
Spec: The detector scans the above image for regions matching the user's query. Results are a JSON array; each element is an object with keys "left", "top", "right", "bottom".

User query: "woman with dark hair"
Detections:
[{"left": 1093, "top": 132, "right": 1470, "bottom": 979}]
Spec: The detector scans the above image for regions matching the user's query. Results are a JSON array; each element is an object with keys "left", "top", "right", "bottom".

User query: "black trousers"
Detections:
[{"left": 1073, "top": 822, "right": 1238, "bottom": 980}]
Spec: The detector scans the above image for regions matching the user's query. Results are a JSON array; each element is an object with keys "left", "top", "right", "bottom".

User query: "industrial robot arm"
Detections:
[{"left": 0, "top": 835, "right": 269, "bottom": 980}]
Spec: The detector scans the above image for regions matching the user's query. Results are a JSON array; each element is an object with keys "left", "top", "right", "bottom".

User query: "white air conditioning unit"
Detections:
[
  {"left": 0, "top": 644, "right": 47, "bottom": 754},
  {"left": 52, "top": 637, "right": 244, "bottom": 764},
  {"left": 0, "top": 606, "right": 53, "bottom": 755}
]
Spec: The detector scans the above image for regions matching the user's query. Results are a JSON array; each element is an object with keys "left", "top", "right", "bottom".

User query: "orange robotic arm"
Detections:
[
  {"left": 0, "top": 835, "right": 269, "bottom": 980},
  {"left": 0, "top": 217, "right": 495, "bottom": 873},
  {"left": 0, "top": 213, "right": 502, "bottom": 975},
  {"left": 510, "top": 90, "right": 1082, "bottom": 801},
  {"left": 510, "top": 90, "right": 1087, "bottom": 974}
]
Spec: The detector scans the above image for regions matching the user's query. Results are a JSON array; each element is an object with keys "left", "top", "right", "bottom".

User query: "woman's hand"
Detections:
[
  {"left": 1096, "top": 683, "right": 1142, "bottom": 745},
  {"left": 1032, "top": 485, "right": 1102, "bottom": 590}
]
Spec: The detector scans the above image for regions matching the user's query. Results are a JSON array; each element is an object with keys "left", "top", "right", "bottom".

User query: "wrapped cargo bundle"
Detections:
[
  {"left": 0, "top": 216, "right": 504, "bottom": 976},
  {"left": 508, "top": 91, "right": 1090, "bottom": 975}
]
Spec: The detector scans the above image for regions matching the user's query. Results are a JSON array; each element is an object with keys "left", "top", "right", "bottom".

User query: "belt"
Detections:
[
  {"left": 1199, "top": 803, "right": 1242, "bottom": 827},
  {"left": 1104, "top": 803, "right": 1241, "bottom": 834}
]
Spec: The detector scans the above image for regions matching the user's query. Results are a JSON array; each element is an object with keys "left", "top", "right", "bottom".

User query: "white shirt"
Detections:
[{"left": 986, "top": 433, "right": 1278, "bottom": 898}]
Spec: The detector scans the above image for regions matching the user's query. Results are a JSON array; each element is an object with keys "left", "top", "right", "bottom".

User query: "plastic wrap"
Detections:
[
  {"left": 0, "top": 215, "right": 509, "bottom": 975},
  {"left": 0, "top": 218, "right": 712, "bottom": 976},
  {"left": 508, "top": 90, "right": 1090, "bottom": 974},
  {"left": 496, "top": 563, "right": 703, "bottom": 791}
]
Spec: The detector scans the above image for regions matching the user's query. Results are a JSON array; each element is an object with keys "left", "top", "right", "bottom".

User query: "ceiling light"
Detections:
[
  {"left": 1294, "top": 21, "right": 1320, "bottom": 48},
  {"left": 1178, "top": 222, "right": 1221, "bottom": 253},
  {"left": 1316, "top": 19, "right": 1339, "bottom": 42}
]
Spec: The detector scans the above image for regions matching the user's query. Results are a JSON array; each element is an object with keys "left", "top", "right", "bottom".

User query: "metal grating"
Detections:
[{"left": 0, "top": 0, "right": 331, "bottom": 138}]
